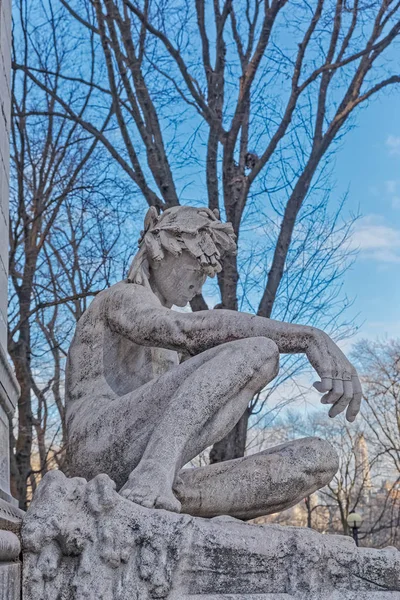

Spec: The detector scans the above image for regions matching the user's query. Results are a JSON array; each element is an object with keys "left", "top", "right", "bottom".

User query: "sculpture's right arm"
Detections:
[
  {"left": 104, "top": 284, "right": 362, "bottom": 422},
  {"left": 104, "top": 283, "right": 315, "bottom": 356}
]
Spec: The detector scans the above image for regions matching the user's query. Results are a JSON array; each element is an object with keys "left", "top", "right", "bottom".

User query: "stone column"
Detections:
[{"left": 0, "top": 0, "right": 23, "bottom": 596}]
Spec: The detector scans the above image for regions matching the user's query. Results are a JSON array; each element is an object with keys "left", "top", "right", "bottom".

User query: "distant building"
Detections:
[{"left": 354, "top": 433, "right": 373, "bottom": 501}]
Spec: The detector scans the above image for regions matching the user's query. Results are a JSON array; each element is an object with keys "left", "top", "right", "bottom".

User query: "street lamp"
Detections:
[{"left": 347, "top": 511, "right": 362, "bottom": 547}]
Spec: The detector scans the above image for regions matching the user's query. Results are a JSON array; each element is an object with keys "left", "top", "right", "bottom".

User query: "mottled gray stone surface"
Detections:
[
  {"left": 22, "top": 471, "right": 400, "bottom": 600},
  {"left": 0, "top": 532, "right": 20, "bottom": 562},
  {"left": 0, "top": 529, "right": 21, "bottom": 600},
  {"left": 0, "top": 563, "right": 21, "bottom": 600},
  {"left": 65, "top": 206, "right": 361, "bottom": 519}
]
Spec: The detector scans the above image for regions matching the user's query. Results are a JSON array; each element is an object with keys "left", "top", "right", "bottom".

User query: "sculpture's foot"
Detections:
[{"left": 119, "top": 459, "right": 182, "bottom": 513}]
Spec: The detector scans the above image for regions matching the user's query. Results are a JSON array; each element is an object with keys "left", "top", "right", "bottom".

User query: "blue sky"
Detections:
[
  {"left": 332, "top": 90, "right": 400, "bottom": 346},
  {"left": 202, "top": 88, "right": 400, "bottom": 354},
  {"left": 254, "top": 89, "right": 400, "bottom": 419}
]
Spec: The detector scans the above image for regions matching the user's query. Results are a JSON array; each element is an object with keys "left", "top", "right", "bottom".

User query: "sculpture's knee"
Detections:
[
  {"left": 224, "top": 338, "right": 279, "bottom": 393},
  {"left": 222, "top": 337, "right": 278, "bottom": 374},
  {"left": 299, "top": 436, "right": 339, "bottom": 487},
  {"left": 243, "top": 337, "right": 280, "bottom": 383}
]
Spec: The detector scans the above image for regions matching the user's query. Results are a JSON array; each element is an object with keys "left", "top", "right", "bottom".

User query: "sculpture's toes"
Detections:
[
  {"left": 120, "top": 486, "right": 151, "bottom": 504},
  {"left": 154, "top": 493, "right": 181, "bottom": 513},
  {"left": 120, "top": 480, "right": 181, "bottom": 513}
]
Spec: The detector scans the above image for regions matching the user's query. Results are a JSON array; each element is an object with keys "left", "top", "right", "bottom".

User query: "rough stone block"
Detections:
[
  {"left": 0, "top": 309, "right": 6, "bottom": 367},
  {"left": 0, "top": 214, "right": 8, "bottom": 291},
  {"left": 0, "top": 23, "right": 11, "bottom": 94},
  {"left": 0, "top": 0, "right": 12, "bottom": 60},
  {"left": 22, "top": 471, "right": 400, "bottom": 600},
  {"left": 0, "top": 159, "right": 10, "bottom": 224},
  {"left": 0, "top": 405, "right": 10, "bottom": 499},
  {"left": 0, "top": 335, "right": 19, "bottom": 416},
  {"left": 0, "top": 116, "right": 8, "bottom": 176},
  {"left": 0, "top": 563, "right": 21, "bottom": 600}
]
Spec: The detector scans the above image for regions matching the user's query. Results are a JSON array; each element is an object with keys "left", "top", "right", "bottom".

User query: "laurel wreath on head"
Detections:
[{"left": 128, "top": 206, "right": 237, "bottom": 285}]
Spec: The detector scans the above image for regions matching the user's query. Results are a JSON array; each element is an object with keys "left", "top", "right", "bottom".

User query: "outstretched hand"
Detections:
[{"left": 306, "top": 330, "right": 362, "bottom": 422}]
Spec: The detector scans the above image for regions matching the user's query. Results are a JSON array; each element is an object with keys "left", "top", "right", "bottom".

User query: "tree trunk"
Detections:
[
  {"left": 9, "top": 263, "right": 36, "bottom": 508},
  {"left": 305, "top": 496, "right": 312, "bottom": 528},
  {"left": 209, "top": 156, "right": 248, "bottom": 461},
  {"left": 257, "top": 154, "right": 320, "bottom": 318},
  {"left": 209, "top": 406, "right": 250, "bottom": 464},
  {"left": 9, "top": 338, "right": 33, "bottom": 510}
]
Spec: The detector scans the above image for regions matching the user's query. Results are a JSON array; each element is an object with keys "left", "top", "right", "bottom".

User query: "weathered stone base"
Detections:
[
  {"left": 179, "top": 596, "right": 400, "bottom": 599},
  {"left": 0, "top": 527, "right": 22, "bottom": 600},
  {"left": 176, "top": 595, "right": 400, "bottom": 599},
  {"left": 22, "top": 471, "right": 400, "bottom": 600},
  {"left": 0, "top": 563, "right": 21, "bottom": 600}
]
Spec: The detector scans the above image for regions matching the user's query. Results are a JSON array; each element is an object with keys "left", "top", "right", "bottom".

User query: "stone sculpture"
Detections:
[
  {"left": 23, "top": 206, "right": 400, "bottom": 600},
  {"left": 65, "top": 205, "right": 362, "bottom": 518}
]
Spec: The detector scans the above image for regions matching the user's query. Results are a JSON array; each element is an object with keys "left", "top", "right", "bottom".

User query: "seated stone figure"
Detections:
[{"left": 65, "top": 205, "right": 362, "bottom": 520}]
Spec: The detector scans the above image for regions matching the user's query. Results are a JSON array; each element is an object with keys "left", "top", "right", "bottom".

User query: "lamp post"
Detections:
[{"left": 347, "top": 511, "right": 362, "bottom": 547}]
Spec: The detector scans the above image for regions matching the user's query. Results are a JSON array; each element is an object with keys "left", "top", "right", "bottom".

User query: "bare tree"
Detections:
[
  {"left": 352, "top": 338, "right": 400, "bottom": 546},
  {"left": 314, "top": 338, "right": 400, "bottom": 547},
  {"left": 8, "top": 0, "right": 134, "bottom": 507},
  {"left": 354, "top": 339, "right": 400, "bottom": 474},
  {"left": 12, "top": 0, "right": 400, "bottom": 464}
]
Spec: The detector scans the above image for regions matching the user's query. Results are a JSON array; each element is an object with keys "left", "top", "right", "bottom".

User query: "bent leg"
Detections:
[
  {"left": 120, "top": 337, "right": 279, "bottom": 510},
  {"left": 68, "top": 337, "right": 278, "bottom": 508},
  {"left": 67, "top": 341, "right": 245, "bottom": 488},
  {"left": 174, "top": 437, "right": 339, "bottom": 520}
]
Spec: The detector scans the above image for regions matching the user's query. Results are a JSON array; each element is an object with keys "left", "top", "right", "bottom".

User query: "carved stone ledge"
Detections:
[
  {"left": 0, "top": 344, "right": 19, "bottom": 417},
  {"left": 0, "top": 499, "right": 24, "bottom": 535},
  {"left": 21, "top": 471, "right": 400, "bottom": 600}
]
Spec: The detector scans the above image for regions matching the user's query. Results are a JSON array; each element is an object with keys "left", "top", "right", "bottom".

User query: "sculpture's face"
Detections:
[{"left": 150, "top": 251, "right": 207, "bottom": 307}]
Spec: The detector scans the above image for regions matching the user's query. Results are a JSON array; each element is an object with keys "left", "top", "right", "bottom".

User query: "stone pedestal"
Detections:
[
  {"left": 0, "top": 346, "right": 22, "bottom": 600},
  {"left": 1, "top": 0, "right": 23, "bottom": 594},
  {"left": 0, "top": 563, "right": 21, "bottom": 600},
  {"left": 0, "top": 531, "right": 21, "bottom": 600},
  {"left": 22, "top": 471, "right": 400, "bottom": 600}
]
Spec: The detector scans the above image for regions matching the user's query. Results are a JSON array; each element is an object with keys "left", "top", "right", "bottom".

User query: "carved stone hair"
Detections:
[{"left": 128, "top": 205, "right": 237, "bottom": 285}]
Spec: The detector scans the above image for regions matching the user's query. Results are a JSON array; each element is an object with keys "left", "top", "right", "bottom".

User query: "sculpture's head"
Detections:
[{"left": 128, "top": 205, "right": 237, "bottom": 306}]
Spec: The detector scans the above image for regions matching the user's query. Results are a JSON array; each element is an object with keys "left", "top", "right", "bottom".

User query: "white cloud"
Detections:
[
  {"left": 386, "top": 135, "right": 400, "bottom": 156},
  {"left": 382, "top": 180, "right": 400, "bottom": 210},
  {"left": 392, "top": 196, "right": 400, "bottom": 210},
  {"left": 351, "top": 215, "right": 400, "bottom": 263},
  {"left": 385, "top": 180, "right": 398, "bottom": 195}
]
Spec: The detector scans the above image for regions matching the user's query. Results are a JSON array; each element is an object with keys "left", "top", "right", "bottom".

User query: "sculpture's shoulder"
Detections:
[
  {"left": 100, "top": 280, "right": 161, "bottom": 314},
  {"left": 75, "top": 281, "right": 158, "bottom": 331},
  {"left": 69, "top": 282, "right": 162, "bottom": 354},
  {"left": 67, "top": 283, "right": 129, "bottom": 354}
]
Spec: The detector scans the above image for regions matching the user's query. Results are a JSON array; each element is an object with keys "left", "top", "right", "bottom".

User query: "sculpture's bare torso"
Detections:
[
  {"left": 66, "top": 206, "right": 362, "bottom": 519},
  {"left": 67, "top": 282, "right": 178, "bottom": 409}
]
